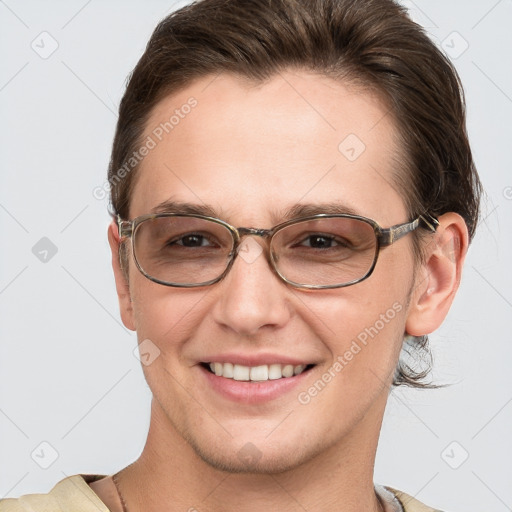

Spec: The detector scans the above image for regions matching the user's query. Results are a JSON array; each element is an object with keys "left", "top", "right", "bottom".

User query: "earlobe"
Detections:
[
  {"left": 107, "top": 220, "right": 136, "bottom": 331},
  {"left": 405, "top": 213, "right": 469, "bottom": 336}
]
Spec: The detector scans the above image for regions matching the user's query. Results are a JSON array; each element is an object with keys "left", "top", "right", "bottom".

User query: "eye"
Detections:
[
  {"left": 170, "top": 233, "right": 218, "bottom": 248},
  {"left": 296, "top": 234, "right": 348, "bottom": 249}
]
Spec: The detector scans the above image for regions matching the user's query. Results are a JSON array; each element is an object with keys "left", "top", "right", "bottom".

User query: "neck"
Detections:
[{"left": 117, "top": 395, "right": 387, "bottom": 512}]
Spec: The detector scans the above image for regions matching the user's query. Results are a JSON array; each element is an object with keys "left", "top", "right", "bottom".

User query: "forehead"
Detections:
[{"left": 130, "top": 70, "right": 406, "bottom": 225}]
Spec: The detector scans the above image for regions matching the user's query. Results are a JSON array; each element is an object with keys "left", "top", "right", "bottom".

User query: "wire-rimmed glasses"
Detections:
[{"left": 117, "top": 212, "right": 438, "bottom": 289}]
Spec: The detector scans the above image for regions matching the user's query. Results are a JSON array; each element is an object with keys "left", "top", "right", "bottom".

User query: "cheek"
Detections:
[
  {"left": 292, "top": 294, "right": 408, "bottom": 428},
  {"left": 299, "top": 251, "right": 413, "bottom": 380},
  {"left": 129, "top": 275, "right": 210, "bottom": 347},
  {"left": 340, "top": 299, "right": 406, "bottom": 383},
  {"left": 305, "top": 289, "right": 407, "bottom": 359},
  {"left": 290, "top": 293, "right": 408, "bottom": 444},
  {"left": 353, "top": 276, "right": 414, "bottom": 380}
]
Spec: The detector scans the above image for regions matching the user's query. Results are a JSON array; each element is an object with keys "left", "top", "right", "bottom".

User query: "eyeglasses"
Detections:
[{"left": 117, "top": 212, "right": 438, "bottom": 289}]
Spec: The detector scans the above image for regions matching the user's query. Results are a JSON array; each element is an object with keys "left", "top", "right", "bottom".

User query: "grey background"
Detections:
[{"left": 0, "top": 1, "right": 511, "bottom": 510}]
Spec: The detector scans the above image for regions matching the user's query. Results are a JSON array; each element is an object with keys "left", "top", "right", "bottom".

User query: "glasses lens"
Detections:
[
  {"left": 133, "top": 216, "right": 234, "bottom": 285},
  {"left": 271, "top": 217, "right": 378, "bottom": 287}
]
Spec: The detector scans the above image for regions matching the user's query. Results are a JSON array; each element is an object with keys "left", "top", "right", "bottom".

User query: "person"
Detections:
[{"left": 0, "top": 0, "right": 481, "bottom": 510}]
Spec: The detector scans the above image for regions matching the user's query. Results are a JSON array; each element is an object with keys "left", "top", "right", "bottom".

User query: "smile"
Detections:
[{"left": 205, "top": 362, "right": 312, "bottom": 381}]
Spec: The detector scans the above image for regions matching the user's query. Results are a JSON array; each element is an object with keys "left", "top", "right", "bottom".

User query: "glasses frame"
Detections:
[{"left": 117, "top": 212, "right": 439, "bottom": 290}]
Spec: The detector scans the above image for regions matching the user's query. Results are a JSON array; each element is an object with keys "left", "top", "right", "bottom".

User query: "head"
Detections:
[{"left": 107, "top": 0, "right": 480, "bottom": 473}]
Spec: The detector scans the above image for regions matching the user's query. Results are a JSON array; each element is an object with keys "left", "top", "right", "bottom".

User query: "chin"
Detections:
[
  {"left": 188, "top": 437, "right": 311, "bottom": 474},
  {"left": 152, "top": 385, "right": 352, "bottom": 475}
]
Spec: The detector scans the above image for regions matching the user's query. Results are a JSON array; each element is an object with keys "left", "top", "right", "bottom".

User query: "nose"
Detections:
[{"left": 211, "top": 236, "right": 292, "bottom": 336}]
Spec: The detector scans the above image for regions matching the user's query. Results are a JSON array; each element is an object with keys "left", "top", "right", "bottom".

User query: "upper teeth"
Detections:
[{"left": 208, "top": 362, "right": 307, "bottom": 381}]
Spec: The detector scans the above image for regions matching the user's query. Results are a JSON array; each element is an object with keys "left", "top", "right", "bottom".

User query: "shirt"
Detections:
[{"left": 0, "top": 474, "right": 443, "bottom": 511}]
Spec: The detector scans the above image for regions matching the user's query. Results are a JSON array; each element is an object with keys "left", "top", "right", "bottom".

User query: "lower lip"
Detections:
[{"left": 198, "top": 365, "right": 313, "bottom": 404}]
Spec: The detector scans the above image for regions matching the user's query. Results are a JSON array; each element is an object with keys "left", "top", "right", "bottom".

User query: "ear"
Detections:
[
  {"left": 108, "top": 220, "right": 136, "bottom": 331},
  {"left": 405, "top": 212, "right": 469, "bottom": 336}
]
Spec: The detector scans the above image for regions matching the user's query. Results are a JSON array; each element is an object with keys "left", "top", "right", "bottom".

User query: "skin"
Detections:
[{"left": 91, "top": 70, "right": 468, "bottom": 512}]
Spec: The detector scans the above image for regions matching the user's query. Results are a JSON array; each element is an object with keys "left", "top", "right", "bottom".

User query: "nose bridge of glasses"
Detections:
[
  {"left": 232, "top": 227, "right": 274, "bottom": 261},
  {"left": 236, "top": 227, "right": 272, "bottom": 239}
]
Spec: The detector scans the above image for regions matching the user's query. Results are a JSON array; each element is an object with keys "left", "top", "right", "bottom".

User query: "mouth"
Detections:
[{"left": 201, "top": 362, "right": 315, "bottom": 381}]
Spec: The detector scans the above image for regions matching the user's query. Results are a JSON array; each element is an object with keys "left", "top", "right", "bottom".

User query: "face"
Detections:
[{"left": 115, "top": 70, "right": 420, "bottom": 473}]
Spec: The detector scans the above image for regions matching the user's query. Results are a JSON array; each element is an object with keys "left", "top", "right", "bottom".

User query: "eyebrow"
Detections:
[
  {"left": 151, "top": 199, "right": 361, "bottom": 224},
  {"left": 278, "top": 202, "right": 360, "bottom": 221},
  {"left": 151, "top": 200, "right": 220, "bottom": 218}
]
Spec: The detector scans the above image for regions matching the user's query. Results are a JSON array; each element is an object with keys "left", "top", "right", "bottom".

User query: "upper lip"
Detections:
[{"left": 200, "top": 353, "right": 316, "bottom": 367}]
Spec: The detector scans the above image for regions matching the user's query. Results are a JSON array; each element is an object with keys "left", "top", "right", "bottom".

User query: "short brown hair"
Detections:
[{"left": 108, "top": 0, "right": 481, "bottom": 388}]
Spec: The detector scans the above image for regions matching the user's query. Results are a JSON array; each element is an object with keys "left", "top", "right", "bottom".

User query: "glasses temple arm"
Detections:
[
  {"left": 378, "top": 214, "right": 439, "bottom": 246},
  {"left": 117, "top": 215, "right": 133, "bottom": 238}
]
